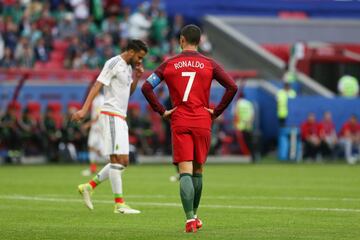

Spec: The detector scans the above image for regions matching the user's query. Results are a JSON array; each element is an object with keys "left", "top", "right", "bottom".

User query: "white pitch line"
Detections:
[
  {"left": 0, "top": 195, "right": 360, "bottom": 213},
  {"left": 37, "top": 194, "right": 360, "bottom": 202}
]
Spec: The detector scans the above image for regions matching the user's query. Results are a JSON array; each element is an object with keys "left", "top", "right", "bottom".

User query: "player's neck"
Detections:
[
  {"left": 120, "top": 52, "right": 131, "bottom": 64},
  {"left": 182, "top": 45, "right": 198, "bottom": 52}
]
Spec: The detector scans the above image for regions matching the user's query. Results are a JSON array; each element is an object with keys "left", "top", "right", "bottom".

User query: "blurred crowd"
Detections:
[
  {"left": 300, "top": 112, "right": 360, "bottom": 164},
  {"left": 0, "top": 101, "right": 89, "bottom": 163},
  {"left": 0, "top": 0, "right": 212, "bottom": 70},
  {"left": 0, "top": 98, "right": 245, "bottom": 163}
]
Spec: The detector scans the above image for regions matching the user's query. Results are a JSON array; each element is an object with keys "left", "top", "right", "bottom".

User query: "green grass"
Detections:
[{"left": 0, "top": 162, "right": 360, "bottom": 239}]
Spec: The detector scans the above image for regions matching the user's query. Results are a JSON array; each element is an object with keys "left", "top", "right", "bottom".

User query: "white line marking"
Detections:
[
  {"left": 37, "top": 194, "right": 360, "bottom": 202},
  {"left": 0, "top": 195, "right": 360, "bottom": 213}
]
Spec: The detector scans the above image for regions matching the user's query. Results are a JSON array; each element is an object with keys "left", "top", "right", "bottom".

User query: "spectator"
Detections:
[
  {"left": 70, "top": 0, "right": 89, "bottom": 22},
  {"left": 78, "top": 22, "right": 95, "bottom": 50},
  {"left": 277, "top": 82, "right": 296, "bottom": 127},
  {"left": 101, "top": 13, "right": 120, "bottom": 43},
  {"left": 148, "top": 0, "right": 166, "bottom": 18},
  {"left": 318, "top": 111, "right": 338, "bottom": 159},
  {"left": 25, "top": 21, "right": 42, "bottom": 46},
  {"left": 0, "top": 47, "right": 16, "bottom": 68},
  {"left": 57, "top": 13, "right": 77, "bottom": 40},
  {"left": 64, "top": 36, "right": 82, "bottom": 68},
  {"left": 34, "top": 38, "right": 50, "bottom": 62},
  {"left": 233, "top": 91, "right": 255, "bottom": 160},
  {"left": 3, "top": 17, "right": 18, "bottom": 52},
  {"left": 339, "top": 115, "right": 360, "bottom": 164},
  {"left": 127, "top": 106, "right": 156, "bottom": 155},
  {"left": 0, "top": 33, "right": 4, "bottom": 59},
  {"left": 104, "top": 0, "right": 121, "bottom": 16},
  {"left": 150, "top": 10, "right": 169, "bottom": 46},
  {"left": 19, "top": 11, "right": 32, "bottom": 38},
  {"left": 14, "top": 36, "right": 34, "bottom": 68},
  {"left": 0, "top": 103, "right": 22, "bottom": 155},
  {"left": 199, "top": 33, "right": 212, "bottom": 56},
  {"left": 119, "top": 7, "right": 131, "bottom": 40},
  {"left": 169, "top": 14, "right": 184, "bottom": 39},
  {"left": 36, "top": 6, "right": 56, "bottom": 31},
  {"left": 63, "top": 105, "right": 88, "bottom": 161},
  {"left": 82, "top": 47, "right": 100, "bottom": 69},
  {"left": 128, "top": 3, "right": 151, "bottom": 40},
  {"left": 301, "top": 113, "right": 321, "bottom": 160},
  {"left": 43, "top": 107, "right": 62, "bottom": 162},
  {"left": 20, "top": 107, "right": 44, "bottom": 156},
  {"left": 41, "top": 25, "right": 53, "bottom": 50},
  {"left": 338, "top": 75, "right": 359, "bottom": 98}
]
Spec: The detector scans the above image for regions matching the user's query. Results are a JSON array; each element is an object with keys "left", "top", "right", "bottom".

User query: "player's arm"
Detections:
[
  {"left": 141, "top": 61, "right": 169, "bottom": 116},
  {"left": 208, "top": 61, "right": 238, "bottom": 119},
  {"left": 72, "top": 61, "right": 112, "bottom": 122},
  {"left": 141, "top": 73, "right": 166, "bottom": 115},
  {"left": 72, "top": 81, "right": 103, "bottom": 122},
  {"left": 130, "top": 64, "right": 144, "bottom": 96}
]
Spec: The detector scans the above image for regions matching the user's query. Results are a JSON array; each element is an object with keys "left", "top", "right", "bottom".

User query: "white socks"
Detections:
[
  {"left": 96, "top": 163, "right": 111, "bottom": 182},
  {"left": 109, "top": 163, "right": 125, "bottom": 196}
]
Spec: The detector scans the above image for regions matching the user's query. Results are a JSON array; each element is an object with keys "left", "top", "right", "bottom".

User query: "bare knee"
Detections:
[
  {"left": 110, "top": 154, "right": 129, "bottom": 166},
  {"left": 193, "top": 161, "right": 203, "bottom": 174}
]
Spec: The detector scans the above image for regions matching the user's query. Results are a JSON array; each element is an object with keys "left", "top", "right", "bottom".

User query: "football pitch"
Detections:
[{"left": 0, "top": 162, "right": 360, "bottom": 240}]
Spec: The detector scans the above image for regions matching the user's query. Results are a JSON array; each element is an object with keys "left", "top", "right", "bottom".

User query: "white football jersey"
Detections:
[{"left": 97, "top": 56, "right": 133, "bottom": 116}]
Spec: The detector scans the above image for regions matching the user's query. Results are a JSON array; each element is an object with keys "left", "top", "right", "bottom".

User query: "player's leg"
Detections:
[
  {"left": 109, "top": 117, "right": 140, "bottom": 214},
  {"left": 192, "top": 127, "right": 211, "bottom": 229},
  {"left": 172, "top": 126, "right": 197, "bottom": 232},
  {"left": 89, "top": 147, "right": 98, "bottom": 173},
  {"left": 78, "top": 163, "right": 111, "bottom": 210},
  {"left": 192, "top": 162, "right": 203, "bottom": 218}
]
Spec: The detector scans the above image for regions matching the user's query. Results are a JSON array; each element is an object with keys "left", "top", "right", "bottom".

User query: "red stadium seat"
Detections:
[
  {"left": 50, "top": 51, "right": 65, "bottom": 61},
  {"left": 67, "top": 101, "right": 82, "bottom": 111},
  {"left": 26, "top": 101, "right": 42, "bottom": 122},
  {"left": 278, "top": 11, "right": 308, "bottom": 19},
  {"left": 47, "top": 102, "right": 63, "bottom": 129},
  {"left": 45, "top": 61, "right": 64, "bottom": 69},
  {"left": 7, "top": 101, "right": 22, "bottom": 120},
  {"left": 47, "top": 102, "right": 62, "bottom": 113},
  {"left": 53, "top": 40, "right": 69, "bottom": 51}
]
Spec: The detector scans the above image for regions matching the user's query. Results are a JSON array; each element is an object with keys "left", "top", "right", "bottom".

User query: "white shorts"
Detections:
[
  {"left": 88, "top": 129, "right": 103, "bottom": 149},
  {"left": 88, "top": 129, "right": 106, "bottom": 161},
  {"left": 100, "top": 113, "right": 129, "bottom": 156}
]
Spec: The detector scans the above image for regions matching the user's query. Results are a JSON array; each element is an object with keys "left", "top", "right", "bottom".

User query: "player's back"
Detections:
[{"left": 160, "top": 51, "right": 215, "bottom": 129}]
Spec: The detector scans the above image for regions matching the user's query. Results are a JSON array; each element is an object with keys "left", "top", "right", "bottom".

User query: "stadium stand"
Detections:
[{"left": 1, "top": 0, "right": 359, "bottom": 163}]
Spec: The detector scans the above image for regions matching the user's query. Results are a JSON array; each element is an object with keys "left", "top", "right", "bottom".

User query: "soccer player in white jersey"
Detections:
[
  {"left": 72, "top": 40, "right": 148, "bottom": 214},
  {"left": 81, "top": 92, "right": 105, "bottom": 176}
]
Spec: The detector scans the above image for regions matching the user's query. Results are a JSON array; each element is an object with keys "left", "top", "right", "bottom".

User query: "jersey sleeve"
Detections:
[
  {"left": 211, "top": 60, "right": 238, "bottom": 117},
  {"left": 141, "top": 61, "right": 168, "bottom": 115},
  {"left": 97, "top": 59, "right": 116, "bottom": 86}
]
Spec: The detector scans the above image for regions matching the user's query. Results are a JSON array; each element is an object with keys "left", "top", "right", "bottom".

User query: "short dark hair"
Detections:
[
  {"left": 180, "top": 24, "right": 201, "bottom": 45},
  {"left": 126, "top": 39, "right": 148, "bottom": 53}
]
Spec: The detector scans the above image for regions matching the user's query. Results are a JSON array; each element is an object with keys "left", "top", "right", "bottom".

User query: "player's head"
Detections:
[
  {"left": 350, "top": 114, "right": 358, "bottom": 124},
  {"left": 307, "top": 112, "right": 316, "bottom": 123},
  {"left": 125, "top": 39, "right": 148, "bottom": 67},
  {"left": 179, "top": 24, "right": 201, "bottom": 49},
  {"left": 323, "top": 111, "right": 332, "bottom": 121}
]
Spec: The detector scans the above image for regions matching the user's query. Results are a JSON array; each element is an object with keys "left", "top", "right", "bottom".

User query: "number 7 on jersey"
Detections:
[{"left": 182, "top": 72, "right": 196, "bottom": 102}]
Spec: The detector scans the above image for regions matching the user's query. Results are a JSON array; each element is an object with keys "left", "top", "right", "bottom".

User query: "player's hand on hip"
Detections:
[
  {"left": 204, "top": 107, "right": 216, "bottom": 120},
  {"left": 162, "top": 107, "right": 177, "bottom": 120},
  {"left": 134, "top": 64, "right": 144, "bottom": 79},
  {"left": 71, "top": 109, "right": 86, "bottom": 122}
]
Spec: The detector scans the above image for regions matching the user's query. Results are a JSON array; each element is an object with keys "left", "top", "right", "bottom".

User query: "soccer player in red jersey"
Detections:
[{"left": 142, "top": 24, "right": 238, "bottom": 233}]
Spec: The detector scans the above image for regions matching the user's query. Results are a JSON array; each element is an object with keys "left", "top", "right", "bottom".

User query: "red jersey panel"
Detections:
[
  {"left": 142, "top": 50, "right": 237, "bottom": 130},
  {"left": 156, "top": 52, "right": 213, "bottom": 129}
]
